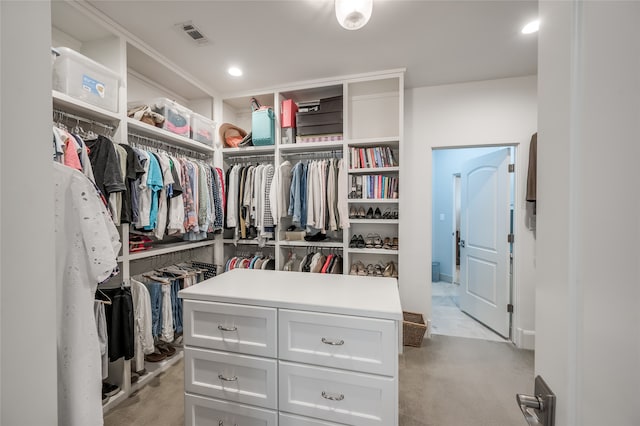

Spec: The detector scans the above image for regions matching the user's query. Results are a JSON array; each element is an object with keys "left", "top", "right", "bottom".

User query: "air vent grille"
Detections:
[{"left": 176, "top": 21, "right": 209, "bottom": 46}]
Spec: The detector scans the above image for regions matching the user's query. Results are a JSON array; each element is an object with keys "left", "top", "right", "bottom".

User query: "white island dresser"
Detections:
[{"left": 179, "top": 268, "right": 403, "bottom": 426}]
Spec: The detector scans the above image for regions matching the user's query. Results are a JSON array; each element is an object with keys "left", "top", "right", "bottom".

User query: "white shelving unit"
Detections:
[
  {"left": 218, "top": 71, "right": 403, "bottom": 278},
  {"left": 51, "top": 0, "right": 219, "bottom": 416}
]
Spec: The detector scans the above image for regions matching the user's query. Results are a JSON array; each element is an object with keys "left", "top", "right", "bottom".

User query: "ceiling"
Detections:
[{"left": 86, "top": 0, "right": 538, "bottom": 96}]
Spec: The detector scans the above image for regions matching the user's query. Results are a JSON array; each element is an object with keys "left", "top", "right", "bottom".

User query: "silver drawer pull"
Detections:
[
  {"left": 218, "top": 374, "right": 238, "bottom": 382},
  {"left": 217, "top": 325, "right": 237, "bottom": 332},
  {"left": 321, "top": 337, "right": 344, "bottom": 346},
  {"left": 321, "top": 391, "right": 345, "bottom": 401}
]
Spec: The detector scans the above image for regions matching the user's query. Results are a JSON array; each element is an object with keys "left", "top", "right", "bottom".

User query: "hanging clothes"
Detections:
[{"left": 54, "top": 162, "right": 121, "bottom": 426}]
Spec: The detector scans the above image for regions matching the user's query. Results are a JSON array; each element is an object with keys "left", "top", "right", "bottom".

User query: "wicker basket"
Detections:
[{"left": 403, "top": 311, "right": 427, "bottom": 347}]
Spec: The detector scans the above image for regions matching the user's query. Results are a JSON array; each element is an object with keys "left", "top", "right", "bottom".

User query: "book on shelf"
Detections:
[{"left": 350, "top": 146, "right": 399, "bottom": 169}]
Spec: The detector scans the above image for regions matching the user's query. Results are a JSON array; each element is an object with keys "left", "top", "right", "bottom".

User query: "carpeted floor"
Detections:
[{"left": 104, "top": 335, "right": 533, "bottom": 426}]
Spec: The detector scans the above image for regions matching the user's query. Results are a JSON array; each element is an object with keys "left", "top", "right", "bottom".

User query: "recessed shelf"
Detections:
[
  {"left": 348, "top": 198, "right": 399, "bottom": 204},
  {"left": 128, "top": 239, "right": 215, "bottom": 260},
  {"left": 53, "top": 90, "right": 121, "bottom": 123},
  {"left": 279, "top": 240, "right": 344, "bottom": 248},
  {"left": 347, "top": 136, "right": 400, "bottom": 147},
  {"left": 347, "top": 248, "right": 399, "bottom": 255},
  {"left": 279, "top": 141, "right": 344, "bottom": 154},
  {"left": 348, "top": 167, "right": 399, "bottom": 174},
  {"left": 222, "top": 145, "right": 276, "bottom": 156},
  {"left": 127, "top": 119, "right": 215, "bottom": 153},
  {"left": 349, "top": 219, "right": 399, "bottom": 224}
]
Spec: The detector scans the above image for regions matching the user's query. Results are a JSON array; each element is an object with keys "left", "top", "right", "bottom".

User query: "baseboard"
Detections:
[
  {"left": 439, "top": 273, "right": 453, "bottom": 283},
  {"left": 515, "top": 328, "right": 535, "bottom": 350}
]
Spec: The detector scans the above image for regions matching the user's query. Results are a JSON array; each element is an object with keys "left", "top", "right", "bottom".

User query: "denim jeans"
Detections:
[
  {"left": 145, "top": 282, "right": 163, "bottom": 338},
  {"left": 171, "top": 279, "right": 183, "bottom": 334}
]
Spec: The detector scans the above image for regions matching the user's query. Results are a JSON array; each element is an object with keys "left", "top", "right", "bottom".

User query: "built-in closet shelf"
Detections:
[
  {"left": 347, "top": 136, "right": 400, "bottom": 147},
  {"left": 127, "top": 119, "right": 215, "bottom": 153},
  {"left": 127, "top": 239, "right": 216, "bottom": 261},
  {"left": 222, "top": 146, "right": 276, "bottom": 156},
  {"left": 222, "top": 239, "right": 276, "bottom": 246},
  {"left": 348, "top": 167, "right": 399, "bottom": 174},
  {"left": 52, "top": 90, "right": 121, "bottom": 123},
  {"left": 350, "top": 219, "right": 399, "bottom": 224},
  {"left": 279, "top": 141, "right": 344, "bottom": 154},
  {"left": 347, "top": 248, "right": 399, "bottom": 255},
  {"left": 102, "top": 389, "right": 128, "bottom": 414},
  {"left": 279, "top": 240, "right": 344, "bottom": 248},
  {"left": 130, "top": 349, "right": 184, "bottom": 394},
  {"left": 348, "top": 198, "right": 399, "bottom": 204}
]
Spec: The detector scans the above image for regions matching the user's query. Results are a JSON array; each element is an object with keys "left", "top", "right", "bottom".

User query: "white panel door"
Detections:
[{"left": 459, "top": 148, "right": 511, "bottom": 337}]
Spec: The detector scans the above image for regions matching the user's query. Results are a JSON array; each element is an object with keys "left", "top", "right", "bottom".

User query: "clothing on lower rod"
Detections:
[
  {"left": 171, "top": 280, "right": 183, "bottom": 335},
  {"left": 100, "top": 287, "right": 135, "bottom": 362},
  {"left": 145, "top": 282, "right": 163, "bottom": 339}
]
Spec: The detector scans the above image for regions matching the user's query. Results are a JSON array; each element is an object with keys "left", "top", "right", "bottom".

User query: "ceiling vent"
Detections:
[{"left": 176, "top": 21, "right": 210, "bottom": 46}]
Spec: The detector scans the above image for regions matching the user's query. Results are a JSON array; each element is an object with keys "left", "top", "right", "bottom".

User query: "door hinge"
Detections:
[
  {"left": 508, "top": 164, "right": 515, "bottom": 173},
  {"left": 507, "top": 304, "right": 514, "bottom": 313},
  {"left": 508, "top": 233, "right": 515, "bottom": 243}
]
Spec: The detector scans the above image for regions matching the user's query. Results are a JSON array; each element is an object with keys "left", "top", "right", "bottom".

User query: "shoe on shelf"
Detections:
[
  {"left": 374, "top": 263, "right": 384, "bottom": 276},
  {"left": 356, "top": 234, "right": 366, "bottom": 248},
  {"left": 145, "top": 349, "right": 167, "bottom": 363},
  {"left": 356, "top": 261, "right": 367, "bottom": 276},
  {"left": 383, "top": 261, "right": 398, "bottom": 278},
  {"left": 365, "top": 207, "right": 374, "bottom": 219},
  {"left": 391, "top": 237, "right": 398, "bottom": 250},
  {"left": 349, "top": 234, "right": 359, "bottom": 248},
  {"left": 157, "top": 341, "right": 176, "bottom": 357},
  {"left": 383, "top": 237, "right": 392, "bottom": 250},
  {"left": 374, "top": 207, "right": 382, "bottom": 219},
  {"left": 365, "top": 234, "right": 375, "bottom": 248},
  {"left": 349, "top": 262, "right": 359, "bottom": 275},
  {"left": 382, "top": 208, "right": 391, "bottom": 219},
  {"left": 102, "top": 382, "right": 120, "bottom": 397},
  {"left": 358, "top": 207, "right": 366, "bottom": 218},
  {"left": 349, "top": 206, "right": 357, "bottom": 219},
  {"left": 371, "top": 233, "right": 383, "bottom": 249},
  {"left": 102, "top": 393, "right": 110, "bottom": 405},
  {"left": 366, "top": 264, "right": 375, "bottom": 276}
]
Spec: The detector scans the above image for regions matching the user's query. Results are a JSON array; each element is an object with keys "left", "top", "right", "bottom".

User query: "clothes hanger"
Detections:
[{"left": 95, "top": 288, "right": 112, "bottom": 305}]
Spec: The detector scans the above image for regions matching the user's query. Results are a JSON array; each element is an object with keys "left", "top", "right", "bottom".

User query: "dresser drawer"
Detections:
[
  {"left": 280, "top": 412, "right": 344, "bottom": 426},
  {"left": 279, "top": 309, "right": 397, "bottom": 376},
  {"left": 185, "top": 393, "right": 277, "bottom": 426},
  {"left": 279, "top": 361, "right": 396, "bottom": 426},
  {"left": 185, "top": 347, "right": 277, "bottom": 409},
  {"left": 184, "top": 300, "right": 277, "bottom": 357}
]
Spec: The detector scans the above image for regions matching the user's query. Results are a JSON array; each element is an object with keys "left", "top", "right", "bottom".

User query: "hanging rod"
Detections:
[
  {"left": 224, "top": 153, "right": 275, "bottom": 163},
  {"left": 128, "top": 132, "right": 210, "bottom": 160},
  {"left": 280, "top": 150, "right": 343, "bottom": 159},
  {"left": 52, "top": 108, "right": 116, "bottom": 132}
]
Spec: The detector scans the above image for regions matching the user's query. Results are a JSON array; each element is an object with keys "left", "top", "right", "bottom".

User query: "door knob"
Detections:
[
  {"left": 459, "top": 240, "right": 465, "bottom": 248},
  {"left": 516, "top": 376, "right": 555, "bottom": 426}
]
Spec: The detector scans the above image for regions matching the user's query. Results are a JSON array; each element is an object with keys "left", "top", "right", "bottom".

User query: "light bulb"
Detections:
[
  {"left": 335, "top": 0, "right": 373, "bottom": 31},
  {"left": 521, "top": 19, "right": 540, "bottom": 34}
]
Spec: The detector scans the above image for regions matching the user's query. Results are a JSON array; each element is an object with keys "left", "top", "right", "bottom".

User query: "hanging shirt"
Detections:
[
  {"left": 130, "top": 279, "right": 155, "bottom": 373},
  {"left": 154, "top": 153, "right": 174, "bottom": 240},
  {"left": 133, "top": 149, "right": 151, "bottom": 228},
  {"left": 337, "top": 158, "right": 349, "bottom": 229},
  {"left": 54, "top": 162, "right": 120, "bottom": 426},
  {"left": 269, "top": 160, "right": 292, "bottom": 225},
  {"left": 85, "top": 135, "right": 126, "bottom": 205},
  {"left": 167, "top": 156, "right": 185, "bottom": 235}
]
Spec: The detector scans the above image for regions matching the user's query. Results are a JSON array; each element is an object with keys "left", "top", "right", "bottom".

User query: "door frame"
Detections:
[
  {"left": 432, "top": 144, "right": 518, "bottom": 342},
  {"left": 451, "top": 173, "right": 461, "bottom": 285}
]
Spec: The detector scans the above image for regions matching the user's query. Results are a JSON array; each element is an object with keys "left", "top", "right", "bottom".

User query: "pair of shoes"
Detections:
[
  {"left": 131, "top": 371, "right": 140, "bottom": 384},
  {"left": 157, "top": 341, "right": 176, "bottom": 357},
  {"left": 305, "top": 232, "right": 327, "bottom": 242},
  {"left": 364, "top": 207, "right": 383, "bottom": 219},
  {"left": 349, "top": 261, "right": 367, "bottom": 276},
  {"left": 145, "top": 348, "right": 167, "bottom": 363},
  {"left": 383, "top": 237, "right": 392, "bottom": 250},
  {"left": 102, "top": 382, "right": 119, "bottom": 398},
  {"left": 392, "top": 237, "right": 398, "bottom": 250},
  {"left": 365, "top": 233, "right": 382, "bottom": 249},
  {"left": 349, "top": 206, "right": 358, "bottom": 218},
  {"left": 350, "top": 234, "right": 365, "bottom": 248},
  {"left": 383, "top": 208, "right": 399, "bottom": 219}
]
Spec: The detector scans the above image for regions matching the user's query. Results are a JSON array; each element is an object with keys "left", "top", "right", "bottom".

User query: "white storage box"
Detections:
[
  {"left": 190, "top": 113, "right": 216, "bottom": 146},
  {"left": 52, "top": 47, "right": 120, "bottom": 113},
  {"left": 146, "top": 98, "right": 192, "bottom": 137}
]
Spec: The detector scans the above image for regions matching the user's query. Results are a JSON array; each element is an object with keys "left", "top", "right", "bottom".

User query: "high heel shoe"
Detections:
[
  {"left": 365, "top": 207, "right": 374, "bottom": 219},
  {"left": 349, "top": 234, "right": 359, "bottom": 248},
  {"left": 358, "top": 207, "right": 366, "bottom": 218},
  {"left": 373, "top": 207, "right": 382, "bottom": 219},
  {"left": 349, "top": 206, "right": 357, "bottom": 219}
]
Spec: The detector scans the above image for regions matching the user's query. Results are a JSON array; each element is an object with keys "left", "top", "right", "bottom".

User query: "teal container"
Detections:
[{"left": 252, "top": 108, "right": 275, "bottom": 146}]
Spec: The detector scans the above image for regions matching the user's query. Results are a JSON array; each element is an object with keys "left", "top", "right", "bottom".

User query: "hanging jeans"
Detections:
[
  {"left": 101, "top": 287, "right": 135, "bottom": 362},
  {"left": 145, "top": 282, "right": 163, "bottom": 339},
  {"left": 171, "top": 279, "right": 183, "bottom": 335}
]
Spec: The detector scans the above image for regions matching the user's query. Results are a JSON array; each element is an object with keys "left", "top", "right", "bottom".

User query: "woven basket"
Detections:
[{"left": 403, "top": 311, "right": 427, "bottom": 347}]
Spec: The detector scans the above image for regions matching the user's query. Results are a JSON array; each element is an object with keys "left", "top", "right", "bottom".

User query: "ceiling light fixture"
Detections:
[
  {"left": 335, "top": 0, "right": 373, "bottom": 31},
  {"left": 521, "top": 19, "right": 540, "bottom": 34},
  {"left": 228, "top": 67, "right": 243, "bottom": 77}
]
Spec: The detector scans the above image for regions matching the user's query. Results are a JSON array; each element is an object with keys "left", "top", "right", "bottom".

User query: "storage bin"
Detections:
[
  {"left": 402, "top": 311, "right": 427, "bottom": 347},
  {"left": 252, "top": 108, "right": 275, "bottom": 146},
  {"left": 52, "top": 47, "right": 120, "bottom": 112},
  {"left": 145, "top": 98, "right": 192, "bottom": 136},
  {"left": 190, "top": 113, "right": 215, "bottom": 146},
  {"left": 297, "top": 123, "right": 343, "bottom": 136},
  {"left": 285, "top": 231, "right": 306, "bottom": 241},
  {"left": 318, "top": 95, "right": 343, "bottom": 113},
  {"left": 296, "top": 111, "right": 343, "bottom": 127}
]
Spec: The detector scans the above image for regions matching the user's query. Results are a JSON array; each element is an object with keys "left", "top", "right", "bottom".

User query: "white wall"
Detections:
[
  {"left": 403, "top": 75, "right": 537, "bottom": 348},
  {"left": 536, "top": 1, "right": 640, "bottom": 424},
  {"left": 1, "top": 1, "right": 58, "bottom": 424}
]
